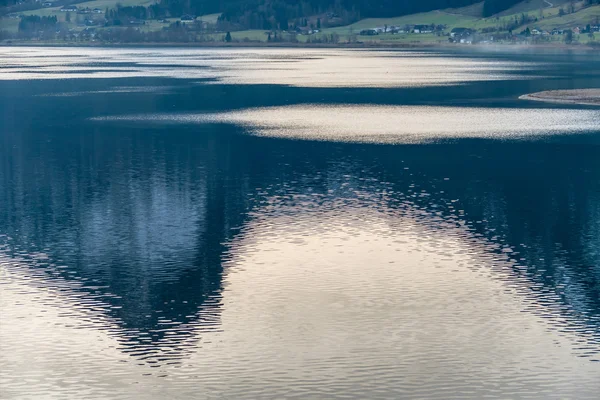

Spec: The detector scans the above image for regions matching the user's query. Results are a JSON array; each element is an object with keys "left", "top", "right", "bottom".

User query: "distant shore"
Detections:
[
  {"left": 1, "top": 40, "right": 600, "bottom": 52},
  {"left": 520, "top": 89, "right": 600, "bottom": 106},
  {"left": 0, "top": 40, "right": 430, "bottom": 49}
]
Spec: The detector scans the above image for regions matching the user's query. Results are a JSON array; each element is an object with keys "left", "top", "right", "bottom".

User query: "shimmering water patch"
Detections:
[
  {"left": 0, "top": 47, "right": 544, "bottom": 87},
  {"left": 92, "top": 105, "right": 600, "bottom": 144}
]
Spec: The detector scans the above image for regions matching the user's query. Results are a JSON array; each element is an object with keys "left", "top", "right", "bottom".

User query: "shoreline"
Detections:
[
  {"left": 1, "top": 40, "right": 600, "bottom": 52},
  {"left": 0, "top": 40, "right": 433, "bottom": 49},
  {"left": 520, "top": 89, "right": 600, "bottom": 106}
]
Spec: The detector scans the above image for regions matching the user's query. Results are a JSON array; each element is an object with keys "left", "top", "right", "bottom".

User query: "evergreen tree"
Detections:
[{"left": 565, "top": 29, "right": 573, "bottom": 43}]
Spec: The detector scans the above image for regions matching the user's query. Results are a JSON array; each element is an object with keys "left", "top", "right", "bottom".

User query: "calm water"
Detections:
[{"left": 1, "top": 47, "right": 600, "bottom": 399}]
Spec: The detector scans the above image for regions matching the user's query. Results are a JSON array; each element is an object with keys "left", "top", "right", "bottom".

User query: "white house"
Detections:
[{"left": 413, "top": 25, "right": 433, "bottom": 34}]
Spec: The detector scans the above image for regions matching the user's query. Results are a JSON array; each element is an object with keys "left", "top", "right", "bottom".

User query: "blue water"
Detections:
[{"left": 1, "top": 47, "right": 600, "bottom": 399}]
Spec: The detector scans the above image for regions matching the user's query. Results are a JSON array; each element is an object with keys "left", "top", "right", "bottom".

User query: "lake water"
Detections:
[{"left": 1, "top": 47, "right": 600, "bottom": 399}]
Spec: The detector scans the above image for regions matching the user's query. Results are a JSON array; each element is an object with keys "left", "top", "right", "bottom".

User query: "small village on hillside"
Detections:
[{"left": 1, "top": 0, "right": 600, "bottom": 45}]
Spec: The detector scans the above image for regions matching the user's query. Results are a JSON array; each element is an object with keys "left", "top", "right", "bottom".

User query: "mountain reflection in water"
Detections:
[{"left": 2, "top": 126, "right": 600, "bottom": 351}]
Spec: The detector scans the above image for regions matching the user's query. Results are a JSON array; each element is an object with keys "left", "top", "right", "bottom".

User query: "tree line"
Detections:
[
  {"left": 18, "top": 15, "right": 56, "bottom": 31},
  {"left": 7, "top": 0, "right": 593, "bottom": 40},
  {"left": 3, "top": 0, "right": 575, "bottom": 28},
  {"left": 213, "top": 0, "right": 558, "bottom": 30}
]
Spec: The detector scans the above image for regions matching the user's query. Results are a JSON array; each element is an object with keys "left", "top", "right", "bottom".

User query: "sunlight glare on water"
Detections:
[
  {"left": 0, "top": 47, "right": 543, "bottom": 87},
  {"left": 94, "top": 105, "right": 600, "bottom": 143}
]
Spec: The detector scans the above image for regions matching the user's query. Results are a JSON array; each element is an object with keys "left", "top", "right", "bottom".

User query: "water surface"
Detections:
[{"left": 1, "top": 47, "right": 600, "bottom": 399}]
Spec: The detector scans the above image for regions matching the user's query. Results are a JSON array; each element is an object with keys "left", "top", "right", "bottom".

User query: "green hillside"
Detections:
[
  {"left": 0, "top": 0, "right": 220, "bottom": 35},
  {"left": 536, "top": 4, "right": 600, "bottom": 28},
  {"left": 447, "top": 1, "right": 485, "bottom": 16},
  {"left": 447, "top": 0, "right": 572, "bottom": 17},
  {"left": 0, "top": 15, "right": 17, "bottom": 31},
  {"left": 324, "top": 11, "right": 479, "bottom": 34},
  {"left": 75, "top": 0, "right": 155, "bottom": 9},
  {"left": 0, "top": 0, "right": 155, "bottom": 22},
  {"left": 320, "top": 1, "right": 600, "bottom": 41},
  {"left": 2, "top": 0, "right": 599, "bottom": 44},
  {"left": 496, "top": 0, "right": 571, "bottom": 16}
]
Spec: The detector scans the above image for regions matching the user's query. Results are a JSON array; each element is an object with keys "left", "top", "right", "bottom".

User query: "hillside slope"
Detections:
[
  {"left": 319, "top": 1, "right": 600, "bottom": 44},
  {"left": 2, "top": 0, "right": 599, "bottom": 44}
]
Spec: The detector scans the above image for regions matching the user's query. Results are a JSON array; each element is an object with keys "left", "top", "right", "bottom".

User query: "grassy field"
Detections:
[
  {"left": 198, "top": 13, "right": 221, "bottom": 24},
  {"left": 0, "top": 17, "right": 18, "bottom": 32},
  {"left": 0, "top": 7, "right": 221, "bottom": 34},
  {"left": 319, "top": 1, "right": 600, "bottom": 41},
  {"left": 319, "top": 10, "right": 510, "bottom": 37},
  {"left": 229, "top": 30, "right": 269, "bottom": 41},
  {"left": 496, "top": 0, "right": 572, "bottom": 16},
  {"left": 137, "top": 18, "right": 171, "bottom": 31},
  {"left": 76, "top": 0, "right": 156, "bottom": 9},
  {"left": 446, "top": 2, "right": 485, "bottom": 17},
  {"left": 3, "top": 0, "right": 157, "bottom": 19},
  {"left": 323, "top": 11, "right": 479, "bottom": 35},
  {"left": 319, "top": 9, "right": 538, "bottom": 37},
  {"left": 535, "top": 4, "right": 600, "bottom": 29},
  {"left": 8, "top": 6, "right": 62, "bottom": 18}
]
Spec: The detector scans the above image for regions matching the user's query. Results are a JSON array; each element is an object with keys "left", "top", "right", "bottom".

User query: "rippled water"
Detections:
[
  {"left": 1, "top": 47, "right": 600, "bottom": 399},
  {"left": 0, "top": 47, "right": 544, "bottom": 86},
  {"left": 94, "top": 105, "right": 600, "bottom": 143}
]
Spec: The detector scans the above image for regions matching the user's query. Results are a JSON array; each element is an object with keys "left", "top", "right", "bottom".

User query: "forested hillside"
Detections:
[
  {"left": 4, "top": 0, "right": 599, "bottom": 42},
  {"left": 216, "top": 0, "right": 479, "bottom": 29},
  {"left": 211, "top": 0, "right": 549, "bottom": 30},
  {"left": 210, "top": 0, "right": 589, "bottom": 29},
  {"left": 1, "top": 0, "right": 579, "bottom": 23}
]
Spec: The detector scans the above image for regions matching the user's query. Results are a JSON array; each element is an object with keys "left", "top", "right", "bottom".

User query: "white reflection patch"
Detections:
[
  {"left": 0, "top": 47, "right": 543, "bottom": 88},
  {"left": 92, "top": 105, "right": 600, "bottom": 144}
]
